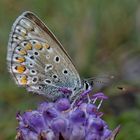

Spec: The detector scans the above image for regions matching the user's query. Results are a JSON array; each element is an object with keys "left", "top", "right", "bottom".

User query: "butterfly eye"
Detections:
[{"left": 84, "top": 81, "right": 90, "bottom": 90}]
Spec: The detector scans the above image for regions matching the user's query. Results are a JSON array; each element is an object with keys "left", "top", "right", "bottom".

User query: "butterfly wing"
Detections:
[{"left": 7, "top": 11, "right": 82, "bottom": 100}]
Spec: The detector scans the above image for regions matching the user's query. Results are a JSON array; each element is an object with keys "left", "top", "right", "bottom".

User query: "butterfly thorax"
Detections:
[{"left": 68, "top": 80, "right": 94, "bottom": 102}]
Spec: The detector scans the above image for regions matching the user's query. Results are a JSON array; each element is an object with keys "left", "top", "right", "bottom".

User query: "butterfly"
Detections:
[{"left": 7, "top": 11, "right": 107, "bottom": 101}]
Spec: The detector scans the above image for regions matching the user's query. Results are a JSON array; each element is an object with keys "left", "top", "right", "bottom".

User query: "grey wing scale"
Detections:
[{"left": 7, "top": 11, "right": 82, "bottom": 100}]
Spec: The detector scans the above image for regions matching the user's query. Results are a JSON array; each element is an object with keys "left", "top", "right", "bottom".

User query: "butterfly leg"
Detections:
[
  {"left": 97, "top": 99, "right": 103, "bottom": 110},
  {"left": 91, "top": 92, "right": 108, "bottom": 109},
  {"left": 92, "top": 97, "right": 97, "bottom": 104}
]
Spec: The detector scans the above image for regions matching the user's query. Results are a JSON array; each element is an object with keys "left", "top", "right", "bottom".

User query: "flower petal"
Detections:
[
  {"left": 70, "top": 109, "right": 86, "bottom": 123},
  {"left": 55, "top": 98, "right": 70, "bottom": 111}
]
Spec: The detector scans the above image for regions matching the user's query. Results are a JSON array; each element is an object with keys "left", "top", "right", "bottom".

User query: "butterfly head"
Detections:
[{"left": 83, "top": 79, "right": 94, "bottom": 91}]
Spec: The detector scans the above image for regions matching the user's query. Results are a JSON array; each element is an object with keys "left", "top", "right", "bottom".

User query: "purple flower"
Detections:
[{"left": 16, "top": 96, "right": 120, "bottom": 140}]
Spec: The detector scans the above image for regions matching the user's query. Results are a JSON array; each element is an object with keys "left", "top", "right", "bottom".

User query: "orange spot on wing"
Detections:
[
  {"left": 15, "top": 65, "right": 26, "bottom": 73},
  {"left": 19, "top": 49, "right": 27, "bottom": 55},
  {"left": 16, "top": 57, "right": 25, "bottom": 63},
  {"left": 21, "top": 32, "right": 27, "bottom": 37},
  {"left": 44, "top": 43, "right": 50, "bottom": 49},
  {"left": 20, "top": 75, "right": 28, "bottom": 85},
  {"left": 25, "top": 43, "right": 32, "bottom": 50},
  {"left": 34, "top": 43, "right": 43, "bottom": 50}
]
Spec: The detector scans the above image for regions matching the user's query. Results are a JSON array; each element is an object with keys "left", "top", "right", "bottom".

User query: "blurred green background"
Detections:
[{"left": 0, "top": 0, "right": 140, "bottom": 139}]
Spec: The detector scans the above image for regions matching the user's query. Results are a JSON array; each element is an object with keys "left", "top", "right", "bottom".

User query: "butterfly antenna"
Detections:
[
  {"left": 86, "top": 75, "right": 115, "bottom": 86},
  {"left": 97, "top": 75, "right": 114, "bottom": 82},
  {"left": 87, "top": 94, "right": 91, "bottom": 103}
]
